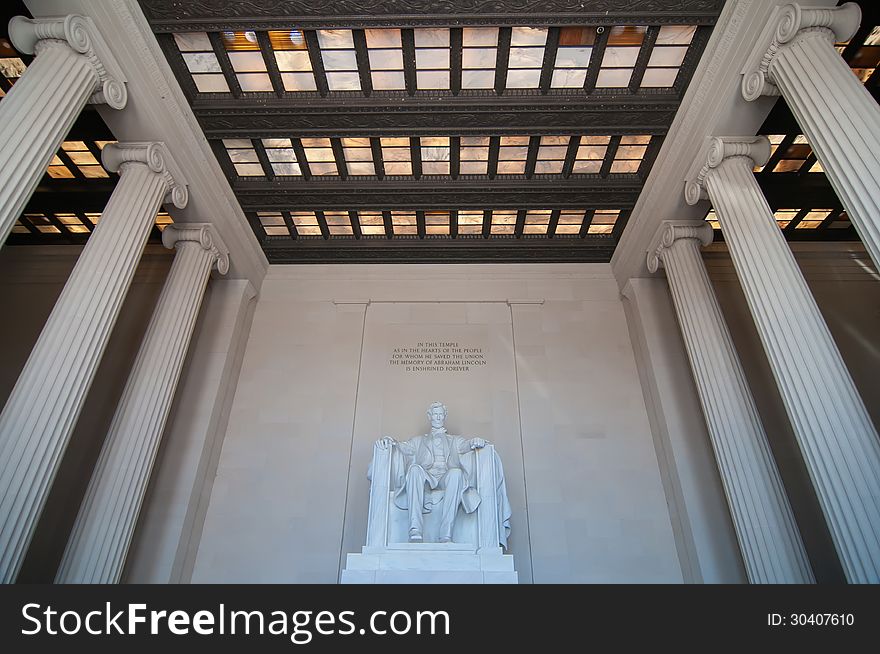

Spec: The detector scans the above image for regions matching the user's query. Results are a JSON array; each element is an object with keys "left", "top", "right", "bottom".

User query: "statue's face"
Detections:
[{"left": 429, "top": 407, "right": 446, "bottom": 429}]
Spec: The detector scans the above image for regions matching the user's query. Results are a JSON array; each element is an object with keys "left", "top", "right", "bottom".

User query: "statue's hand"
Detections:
[
  {"left": 469, "top": 437, "right": 487, "bottom": 449},
  {"left": 376, "top": 437, "right": 396, "bottom": 450}
]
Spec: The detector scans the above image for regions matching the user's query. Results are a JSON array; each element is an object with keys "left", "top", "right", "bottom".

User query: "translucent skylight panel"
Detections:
[
  {"left": 523, "top": 209, "right": 551, "bottom": 234},
  {"left": 174, "top": 32, "right": 212, "bottom": 51},
  {"left": 573, "top": 135, "right": 610, "bottom": 173},
  {"left": 460, "top": 136, "right": 490, "bottom": 174},
  {"left": 535, "top": 135, "right": 569, "bottom": 174},
  {"left": 155, "top": 211, "right": 173, "bottom": 231},
  {"left": 291, "top": 211, "right": 322, "bottom": 236},
  {"left": 24, "top": 213, "right": 59, "bottom": 234},
  {"left": 773, "top": 209, "right": 799, "bottom": 229},
  {"left": 261, "top": 138, "right": 302, "bottom": 176},
  {"left": 61, "top": 141, "right": 109, "bottom": 178},
  {"left": 705, "top": 208, "right": 720, "bottom": 231},
  {"left": 552, "top": 27, "right": 594, "bottom": 88},
  {"left": 497, "top": 135, "right": 529, "bottom": 175},
  {"left": 47, "top": 155, "right": 74, "bottom": 179},
  {"left": 556, "top": 210, "right": 586, "bottom": 234},
  {"left": 367, "top": 29, "right": 405, "bottom": 90},
  {"left": 656, "top": 25, "right": 696, "bottom": 45},
  {"left": 490, "top": 209, "right": 517, "bottom": 235},
  {"left": 795, "top": 209, "right": 833, "bottom": 229},
  {"left": 420, "top": 137, "right": 450, "bottom": 175},
  {"left": 358, "top": 210, "right": 386, "bottom": 235},
  {"left": 268, "top": 30, "right": 317, "bottom": 91},
  {"left": 224, "top": 138, "right": 263, "bottom": 176},
  {"left": 269, "top": 29, "right": 307, "bottom": 50},
  {"left": 415, "top": 28, "right": 451, "bottom": 90},
  {"left": 507, "top": 27, "right": 547, "bottom": 89},
  {"left": 457, "top": 210, "right": 484, "bottom": 235},
  {"left": 11, "top": 220, "right": 30, "bottom": 234},
  {"left": 588, "top": 209, "right": 620, "bottom": 234},
  {"left": 324, "top": 210, "right": 353, "bottom": 236},
  {"left": 224, "top": 42, "right": 272, "bottom": 92},
  {"left": 391, "top": 210, "right": 418, "bottom": 235},
  {"left": 342, "top": 137, "right": 375, "bottom": 175},
  {"left": 380, "top": 137, "right": 412, "bottom": 175},
  {"left": 175, "top": 32, "right": 230, "bottom": 93},
  {"left": 462, "top": 27, "right": 499, "bottom": 89},
  {"left": 318, "top": 29, "right": 360, "bottom": 91},
  {"left": 772, "top": 135, "right": 811, "bottom": 173},
  {"left": 221, "top": 31, "right": 260, "bottom": 51},
  {"left": 258, "top": 211, "right": 289, "bottom": 236},
  {"left": 301, "top": 137, "right": 338, "bottom": 175},
  {"left": 424, "top": 211, "right": 450, "bottom": 235},
  {"left": 597, "top": 26, "right": 646, "bottom": 88},
  {"left": 610, "top": 135, "right": 650, "bottom": 173},
  {"left": 642, "top": 25, "right": 695, "bottom": 88},
  {"left": 0, "top": 57, "right": 26, "bottom": 80},
  {"left": 215, "top": 34, "right": 268, "bottom": 93},
  {"left": 54, "top": 213, "right": 89, "bottom": 233}
]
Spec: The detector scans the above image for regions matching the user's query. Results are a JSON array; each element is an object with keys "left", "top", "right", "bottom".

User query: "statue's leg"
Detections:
[
  {"left": 438, "top": 468, "right": 465, "bottom": 542},
  {"left": 405, "top": 465, "right": 429, "bottom": 540}
]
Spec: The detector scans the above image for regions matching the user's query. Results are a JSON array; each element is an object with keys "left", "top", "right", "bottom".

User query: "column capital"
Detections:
[
  {"left": 684, "top": 136, "right": 771, "bottom": 205},
  {"left": 102, "top": 142, "right": 189, "bottom": 209},
  {"left": 162, "top": 223, "right": 230, "bottom": 275},
  {"left": 8, "top": 14, "right": 127, "bottom": 109},
  {"left": 646, "top": 220, "right": 713, "bottom": 273},
  {"left": 741, "top": 2, "right": 861, "bottom": 101}
]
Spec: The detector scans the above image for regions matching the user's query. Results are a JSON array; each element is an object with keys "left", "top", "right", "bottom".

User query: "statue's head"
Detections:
[{"left": 426, "top": 402, "right": 447, "bottom": 429}]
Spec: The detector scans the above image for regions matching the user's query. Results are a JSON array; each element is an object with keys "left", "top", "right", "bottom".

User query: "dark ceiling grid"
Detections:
[
  {"left": 7, "top": 0, "right": 734, "bottom": 261},
  {"left": 139, "top": 1, "right": 722, "bottom": 262}
]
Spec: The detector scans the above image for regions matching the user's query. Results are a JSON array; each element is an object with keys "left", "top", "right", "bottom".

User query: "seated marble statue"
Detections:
[{"left": 375, "top": 402, "right": 510, "bottom": 545}]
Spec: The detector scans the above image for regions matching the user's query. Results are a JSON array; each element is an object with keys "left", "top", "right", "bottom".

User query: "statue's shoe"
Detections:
[
  {"left": 409, "top": 529, "right": 423, "bottom": 542},
  {"left": 439, "top": 535, "right": 452, "bottom": 543}
]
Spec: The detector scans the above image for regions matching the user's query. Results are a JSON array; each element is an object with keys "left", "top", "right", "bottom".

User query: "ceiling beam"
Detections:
[
  {"left": 260, "top": 234, "right": 618, "bottom": 264},
  {"left": 138, "top": 0, "right": 725, "bottom": 31},
  {"left": 193, "top": 96, "right": 678, "bottom": 137},
  {"left": 233, "top": 178, "right": 642, "bottom": 210}
]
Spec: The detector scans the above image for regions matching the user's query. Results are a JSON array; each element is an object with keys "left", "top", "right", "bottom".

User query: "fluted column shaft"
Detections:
[
  {"left": 0, "top": 143, "right": 186, "bottom": 583},
  {"left": 57, "top": 225, "right": 228, "bottom": 583},
  {"left": 0, "top": 15, "right": 126, "bottom": 246},
  {"left": 648, "top": 222, "right": 813, "bottom": 583},
  {"left": 743, "top": 3, "right": 880, "bottom": 269},
  {"left": 688, "top": 137, "right": 880, "bottom": 583}
]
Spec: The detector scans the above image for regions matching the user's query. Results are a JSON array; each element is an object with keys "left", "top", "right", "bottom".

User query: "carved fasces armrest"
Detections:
[{"left": 367, "top": 438, "right": 394, "bottom": 482}]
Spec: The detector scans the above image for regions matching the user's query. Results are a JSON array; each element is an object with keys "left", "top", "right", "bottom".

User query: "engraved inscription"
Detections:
[{"left": 389, "top": 341, "right": 487, "bottom": 372}]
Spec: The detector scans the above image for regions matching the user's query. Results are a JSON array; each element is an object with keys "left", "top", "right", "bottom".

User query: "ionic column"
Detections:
[
  {"left": 647, "top": 220, "right": 813, "bottom": 583},
  {"left": 685, "top": 136, "right": 880, "bottom": 583},
  {"left": 0, "top": 143, "right": 187, "bottom": 583},
  {"left": 742, "top": 3, "right": 880, "bottom": 270},
  {"left": 1, "top": 15, "right": 127, "bottom": 245},
  {"left": 57, "top": 224, "right": 228, "bottom": 584}
]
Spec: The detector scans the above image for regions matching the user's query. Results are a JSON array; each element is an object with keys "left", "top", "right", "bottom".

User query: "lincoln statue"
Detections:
[{"left": 376, "top": 402, "right": 488, "bottom": 543}]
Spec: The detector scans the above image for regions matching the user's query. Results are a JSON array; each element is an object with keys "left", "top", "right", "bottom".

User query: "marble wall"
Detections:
[{"left": 189, "top": 264, "right": 684, "bottom": 583}]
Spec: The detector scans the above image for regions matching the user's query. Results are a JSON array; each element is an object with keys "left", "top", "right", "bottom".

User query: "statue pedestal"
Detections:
[
  {"left": 343, "top": 437, "right": 517, "bottom": 583},
  {"left": 341, "top": 543, "right": 517, "bottom": 584}
]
